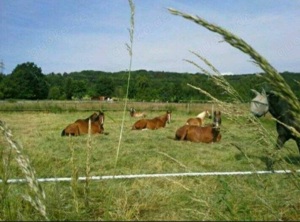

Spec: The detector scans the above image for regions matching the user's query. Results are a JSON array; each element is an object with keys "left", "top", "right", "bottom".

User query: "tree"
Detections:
[
  {"left": 72, "top": 80, "right": 87, "bottom": 99},
  {"left": 64, "top": 77, "right": 73, "bottom": 100},
  {"left": 95, "top": 77, "right": 114, "bottom": 97},
  {"left": 48, "top": 86, "right": 61, "bottom": 100},
  {"left": 9, "top": 62, "right": 49, "bottom": 99}
]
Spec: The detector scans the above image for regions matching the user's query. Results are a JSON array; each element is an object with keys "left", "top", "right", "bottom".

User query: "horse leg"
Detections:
[
  {"left": 296, "top": 138, "right": 300, "bottom": 154},
  {"left": 275, "top": 124, "right": 291, "bottom": 149},
  {"left": 276, "top": 135, "right": 289, "bottom": 149},
  {"left": 179, "top": 129, "right": 187, "bottom": 140},
  {"left": 175, "top": 126, "right": 187, "bottom": 140}
]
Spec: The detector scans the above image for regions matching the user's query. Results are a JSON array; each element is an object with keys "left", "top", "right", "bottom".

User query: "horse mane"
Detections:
[
  {"left": 196, "top": 111, "right": 207, "bottom": 119},
  {"left": 266, "top": 91, "right": 291, "bottom": 118}
]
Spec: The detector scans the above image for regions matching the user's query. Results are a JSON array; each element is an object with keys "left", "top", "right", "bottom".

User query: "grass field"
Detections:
[
  {"left": 2, "top": 1, "right": 299, "bottom": 220},
  {"left": 0, "top": 102, "right": 299, "bottom": 220}
]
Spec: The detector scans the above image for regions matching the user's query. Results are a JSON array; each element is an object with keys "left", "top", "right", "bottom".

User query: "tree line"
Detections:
[{"left": 0, "top": 62, "right": 299, "bottom": 102}]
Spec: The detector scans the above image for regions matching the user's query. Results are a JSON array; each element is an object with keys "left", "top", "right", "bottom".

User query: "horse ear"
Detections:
[
  {"left": 251, "top": 89, "right": 260, "bottom": 96},
  {"left": 261, "top": 88, "right": 267, "bottom": 96}
]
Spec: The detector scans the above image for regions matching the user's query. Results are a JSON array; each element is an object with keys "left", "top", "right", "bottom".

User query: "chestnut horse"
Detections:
[
  {"left": 75, "top": 112, "right": 100, "bottom": 124},
  {"left": 63, "top": 111, "right": 100, "bottom": 136},
  {"left": 186, "top": 110, "right": 211, "bottom": 126},
  {"left": 61, "top": 111, "right": 105, "bottom": 136},
  {"left": 175, "top": 111, "right": 221, "bottom": 143},
  {"left": 132, "top": 111, "right": 171, "bottom": 130},
  {"left": 129, "top": 107, "right": 147, "bottom": 118}
]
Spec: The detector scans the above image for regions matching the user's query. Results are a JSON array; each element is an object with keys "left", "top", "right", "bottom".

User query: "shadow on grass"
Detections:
[
  {"left": 284, "top": 155, "right": 300, "bottom": 165},
  {"left": 258, "top": 155, "right": 300, "bottom": 171},
  {"left": 234, "top": 153, "right": 300, "bottom": 171}
]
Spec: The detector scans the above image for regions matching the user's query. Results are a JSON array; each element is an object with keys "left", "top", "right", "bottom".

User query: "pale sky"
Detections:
[{"left": 1, "top": 0, "right": 299, "bottom": 75}]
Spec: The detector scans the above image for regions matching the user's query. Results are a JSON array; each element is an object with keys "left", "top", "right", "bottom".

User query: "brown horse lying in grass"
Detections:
[
  {"left": 186, "top": 110, "right": 211, "bottom": 126},
  {"left": 75, "top": 112, "right": 100, "bottom": 124},
  {"left": 61, "top": 111, "right": 105, "bottom": 136},
  {"left": 132, "top": 111, "right": 171, "bottom": 130},
  {"left": 175, "top": 111, "right": 221, "bottom": 143},
  {"left": 129, "top": 107, "right": 147, "bottom": 118}
]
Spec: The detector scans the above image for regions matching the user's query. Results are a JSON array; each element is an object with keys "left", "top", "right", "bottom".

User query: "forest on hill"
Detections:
[{"left": 0, "top": 62, "right": 299, "bottom": 102}]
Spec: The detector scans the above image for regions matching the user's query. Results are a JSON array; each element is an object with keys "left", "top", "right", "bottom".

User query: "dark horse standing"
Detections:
[{"left": 250, "top": 89, "right": 300, "bottom": 153}]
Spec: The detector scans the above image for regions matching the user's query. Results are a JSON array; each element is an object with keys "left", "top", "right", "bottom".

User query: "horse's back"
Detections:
[
  {"left": 186, "top": 118, "right": 202, "bottom": 126},
  {"left": 175, "top": 125, "right": 189, "bottom": 140},
  {"left": 185, "top": 126, "right": 212, "bottom": 143},
  {"left": 77, "top": 122, "right": 104, "bottom": 134},
  {"left": 176, "top": 125, "right": 221, "bottom": 143},
  {"left": 145, "top": 118, "right": 163, "bottom": 130},
  {"left": 135, "top": 112, "right": 146, "bottom": 118},
  {"left": 132, "top": 119, "right": 148, "bottom": 130},
  {"left": 62, "top": 123, "right": 80, "bottom": 136},
  {"left": 132, "top": 111, "right": 170, "bottom": 130},
  {"left": 153, "top": 117, "right": 166, "bottom": 129}
]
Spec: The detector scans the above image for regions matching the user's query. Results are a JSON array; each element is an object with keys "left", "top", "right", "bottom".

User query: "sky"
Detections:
[{"left": 0, "top": 0, "right": 300, "bottom": 75}]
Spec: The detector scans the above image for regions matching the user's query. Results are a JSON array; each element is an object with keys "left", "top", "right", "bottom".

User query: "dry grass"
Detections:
[
  {"left": 1, "top": 2, "right": 300, "bottom": 220},
  {"left": 0, "top": 109, "right": 299, "bottom": 220},
  {"left": 0, "top": 120, "right": 48, "bottom": 220}
]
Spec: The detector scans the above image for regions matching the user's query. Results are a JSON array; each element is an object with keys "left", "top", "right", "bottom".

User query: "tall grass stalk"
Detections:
[
  {"left": 0, "top": 120, "right": 48, "bottom": 220},
  {"left": 169, "top": 7, "right": 300, "bottom": 145},
  {"left": 68, "top": 134, "right": 79, "bottom": 213},
  {"left": 84, "top": 119, "right": 92, "bottom": 208},
  {"left": 184, "top": 51, "right": 276, "bottom": 157},
  {"left": 185, "top": 50, "right": 244, "bottom": 103},
  {"left": 168, "top": 8, "right": 300, "bottom": 121},
  {"left": 184, "top": 51, "right": 247, "bottom": 121},
  {"left": 168, "top": 8, "right": 300, "bottom": 216},
  {"left": 115, "top": 0, "right": 135, "bottom": 170},
  {"left": 0, "top": 129, "right": 13, "bottom": 219}
]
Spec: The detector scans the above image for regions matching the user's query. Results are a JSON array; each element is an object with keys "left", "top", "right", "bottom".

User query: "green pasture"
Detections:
[{"left": 0, "top": 102, "right": 299, "bottom": 220}]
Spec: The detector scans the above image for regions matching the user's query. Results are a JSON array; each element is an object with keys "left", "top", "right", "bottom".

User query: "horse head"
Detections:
[
  {"left": 98, "top": 111, "right": 105, "bottom": 125},
  {"left": 250, "top": 89, "right": 269, "bottom": 117},
  {"left": 84, "top": 112, "right": 99, "bottom": 122},
  {"left": 213, "top": 111, "right": 222, "bottom": 128},
  {"left": 206, "top": 110, "right": 212, "bottom": 119},
  {"left": 166, "top": 110, "right": 172, "bottom": 124},
  {"left": 129, "top": 107, "right": 134, "bottom": 116}
]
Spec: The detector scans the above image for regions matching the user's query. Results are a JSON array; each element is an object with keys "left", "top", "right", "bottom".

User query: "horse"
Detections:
[
  {"left": 129, "top": 107, "right": 147, "bottom": 118},
  {"left": 175, "top": 111, "right": 222, "bottom": 143},
  {"left": 75, "top": 112, "right": 100, "bottom": 124},
  {"left": 186, "top": 110, "right": 211, "bottom": 126},
  {"left": 61, "top": 111, "right": 105, "bottom": 136},
  {"left": 250, "top": 89, "right": 300, "bottom": 153},
  {"left": 132, "top": 111, "right": 172, "bottom": 130}
]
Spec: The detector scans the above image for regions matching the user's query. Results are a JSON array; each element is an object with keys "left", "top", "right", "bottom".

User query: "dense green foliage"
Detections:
[
  {"left": 0, "top": 62, "right": 49, "bottom": 100},
  {"left": 0, "top": 62, "right": 299, "bottom": 101}
]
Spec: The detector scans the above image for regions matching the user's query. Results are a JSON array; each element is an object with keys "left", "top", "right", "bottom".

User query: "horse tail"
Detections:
[{"left": 61, "top": 129, "right": 66, "bottom": 136}]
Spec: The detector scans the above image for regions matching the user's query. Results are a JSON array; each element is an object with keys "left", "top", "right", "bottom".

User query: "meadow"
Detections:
[
  {"left": 1, "top": 2, "right": 300, "bottom": 220},
  {"left": 0, "top": 101, "right": 299, "bottom": 220}
]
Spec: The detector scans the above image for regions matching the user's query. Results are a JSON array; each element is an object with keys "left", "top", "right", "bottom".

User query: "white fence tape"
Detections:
[{"left": 1, "top": 169, "right": 299, "bottom": 184}]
